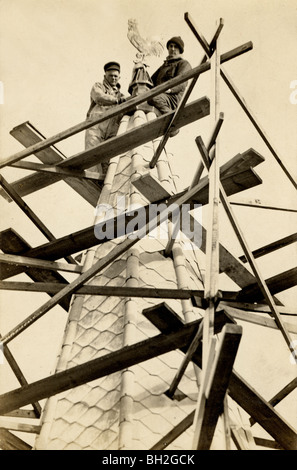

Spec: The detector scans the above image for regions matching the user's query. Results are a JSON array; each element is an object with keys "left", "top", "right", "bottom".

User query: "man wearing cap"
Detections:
[
  {"left": 148, "top": 36, "right": 191, "bottom": 136},
  {"left": 85, "top": 61, "right": 126, "bottom": 175}
]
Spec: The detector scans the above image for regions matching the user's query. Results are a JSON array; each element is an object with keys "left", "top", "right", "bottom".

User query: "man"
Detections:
[
  {"left": 148, "top": 36, "right": 191, "bottom": 136},
  {"left": 85, "top": 61, "right": 126, "bottom": 175}
]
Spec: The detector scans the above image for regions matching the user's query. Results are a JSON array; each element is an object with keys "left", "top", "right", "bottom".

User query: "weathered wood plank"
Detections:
[
  {"left": 0, "top": 229, "right": 71, "bottom": 311},
  {"left": 237, "top": 267, "right": 297, "bottom": 302},
  {"left": 223, "top": 305, "right": 297, "bottom": 334},
  {"left": 192, "top": 324, "right": 243, "bottom": 450},
  {"left": 0, "top": 428, "right": 32, "bottom": 450},
  {"left": 57, "top": 97, "right": 210, "bottom": 171},
  {"left": 1, "top": 121, "right": 101, "bottom": 206},
  {"left": 0, "top": 253, "right": 82, "bottom": 274},
  {"left": 239, "top": 233, "right": 297, "bottom": 263},
  {"left": 0, "top": 419, "right": 41, "bottom": 434},
  {"left": 11, "top": 159, "right": 103, "bottom": 181}
]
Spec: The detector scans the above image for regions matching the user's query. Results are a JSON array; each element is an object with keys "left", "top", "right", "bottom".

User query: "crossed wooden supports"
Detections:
[{"left": 0, "top": 11, "right": 296, "bottom": 451}]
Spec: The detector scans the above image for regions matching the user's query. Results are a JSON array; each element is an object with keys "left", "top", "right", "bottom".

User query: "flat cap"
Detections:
[{"left": 104, "top": 61, "right": 121, "bottom": 72}]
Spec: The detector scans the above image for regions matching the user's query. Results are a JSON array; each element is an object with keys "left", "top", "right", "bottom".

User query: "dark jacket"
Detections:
[{"left": 151, "top": 56, "right": 192, "bottom": 107}]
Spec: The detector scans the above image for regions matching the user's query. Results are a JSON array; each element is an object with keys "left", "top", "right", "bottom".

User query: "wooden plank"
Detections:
[
  {"left": 250, "top": 377, "right": 297, "bottom": 427},
  {"left": 0, "top": 428, "right": 32, "bottom": 450},
  {"left": 0, "top": 174, "right": 77, "bottom": 266},
  {"left": 239, "top": 233, "right": 297, "bottom": 263},
  {"left": 0, "top": 41, "right": 253, "bottom": 169},
  {"left": 0, "top": 253, "right": 82, "bottom": 274},
  {"left": 224, "top": 305, "right": 297, "bottom": 334},
  {"left": 0, "top": 229, "right": 71, "bottom": 311},
  {"left": 2, "top": 336, "right": 42, "bottom": 418},
  {"left": 192, "top": 324, "right": 243, "bottom": 450},
  {"left": 2, "top": 409, "right": 37, "bottom": 419},
  {"left": 0, "top": 174, "right": 57, "bottom": 242},
  {"left": 230, "top": 199, "right": 297, "bottom": 213},
  {"left": 56, "top": 97, "right": 210, "bottom": 171},
  {"left": 132, "top": 172, "right": 172, "bottom": 202},
  {"left": 0, "top": 419, "right": 41, "bottom": 434},
  {"left": 254, "top": 437, "right": 283, "bottom": 450},
  {"left": 11, "top": 160, "right": 103, "bottom": 181},
  {"left": 3, "top": 121, "right": 102, "bottom": 206},
  {"left": 221, "top": 300, "right": 296, "bottom": 315},
  {"left": 151, "top": 410, "right": 195, "bottom": 450},
  {"left": 0, "top": 318, "right": 207, "bottom": 415},
  {"left": 237, "top": 267, "right": 297, "bottom": 301},
  {"left": 166, "top": 320, "right": 204, "bottom": 399}
]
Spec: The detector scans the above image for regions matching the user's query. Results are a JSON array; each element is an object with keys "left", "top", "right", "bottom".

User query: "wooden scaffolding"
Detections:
[{"left": 0, "top": 13, "right": 296, "bottom": 450}]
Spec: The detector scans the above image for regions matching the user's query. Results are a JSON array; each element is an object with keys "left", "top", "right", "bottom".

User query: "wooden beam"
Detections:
[
  {"left": 56, "top": 97, "right": 210, "bottom": 172},
  {"left": 230, "top": 199, "right": 297, "bottom": 213},
  {"left": 2, "top": 121, "right": 102, "bottom": 206},
  {"left": 0, "top": 419, "right": 41, "bottom": 434},
  {"left": 192, "top": 324, "right": 243, "bottom": 450},
  {"left": 0, "top": 229, "right": 72, "bottom": 311},
  {"left": 224, "top": 305, "right": 297, "bottom": 334},
  {"left": 239, "top": 233, "right": 297, "bottom": 263},
  {"left": 254, "top": 437, "right": 283, "bottom": 450},
  {"left": 237, "top": 267, "right": 297, "bottom": 302},
  {"left": 0, "top": 41, "right": 253, "bottom": 169},
  {"left": 221, "top": 301, "right": 294, "bottom": 315},
  {"left": 0, "top": 318, "right": 205, "bottom": 415},
  {"left": 250, "top": 377, "right": 297, "bottom": 426},
  {"left": 2, "top": 333, "right": 42, "bottom": 418},
  {"left": 151, "top": 410, "right": 195, "bottom": 450},
  {"left": 2, "top": 409, "right": 37, "bottom": 419},
  {"left": 166, "top": 320, "right": 204, "bottom": 398},
  {"left": 0, "top": 174, "right": 77, "bottom": 266},
  {"left": 0, "top": 253, "right": 82, "bottom": 274},
  {"left": 11, "top": 160, "right": 103, "bottom": 181},
  {"left": 0, "top": 428, "right": 32, "bottom": 450}
]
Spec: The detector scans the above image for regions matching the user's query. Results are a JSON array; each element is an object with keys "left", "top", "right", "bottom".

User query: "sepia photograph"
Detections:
[{"left": 0, "top": 0, "right": 296, "bottom": 453}]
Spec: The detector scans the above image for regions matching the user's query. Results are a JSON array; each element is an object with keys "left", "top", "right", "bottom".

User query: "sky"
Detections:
[{"left": 0, "top": 0, "right": 296, "bottom": 447}]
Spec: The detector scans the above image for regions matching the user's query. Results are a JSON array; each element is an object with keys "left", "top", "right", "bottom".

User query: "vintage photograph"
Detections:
[{"left": 0, "top": 0, "right": 296, "bottom": 453}]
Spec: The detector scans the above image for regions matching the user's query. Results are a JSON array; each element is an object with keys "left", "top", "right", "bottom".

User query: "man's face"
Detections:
[
  {"left": 105, "top": 70, "right": 120, "bottom": 87},
  {"left": 167, "top": 42, "right": 180, "bottom": 57}
]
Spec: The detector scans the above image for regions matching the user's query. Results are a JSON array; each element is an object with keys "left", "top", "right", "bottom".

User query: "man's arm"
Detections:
[
  {"left": 91, "top": 82, "right": 119, "bottom": 106},
  {"left": 167, "top": 60, "right": 192, "bottom": 95}
]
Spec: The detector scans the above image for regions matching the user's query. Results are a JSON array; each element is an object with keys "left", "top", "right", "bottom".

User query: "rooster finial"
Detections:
[{"left": 127, "top": 18, "right": 164, "bottom": 62}]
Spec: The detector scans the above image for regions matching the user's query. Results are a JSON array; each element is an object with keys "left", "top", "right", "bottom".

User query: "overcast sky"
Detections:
[{"left": 0, "top": 0, "right": 296, "bottom": 444}]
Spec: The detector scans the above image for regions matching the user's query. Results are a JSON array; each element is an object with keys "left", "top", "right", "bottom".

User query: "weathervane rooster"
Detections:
[{"left": 127, "top": 18, "right": 164, "bottom": 62}]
